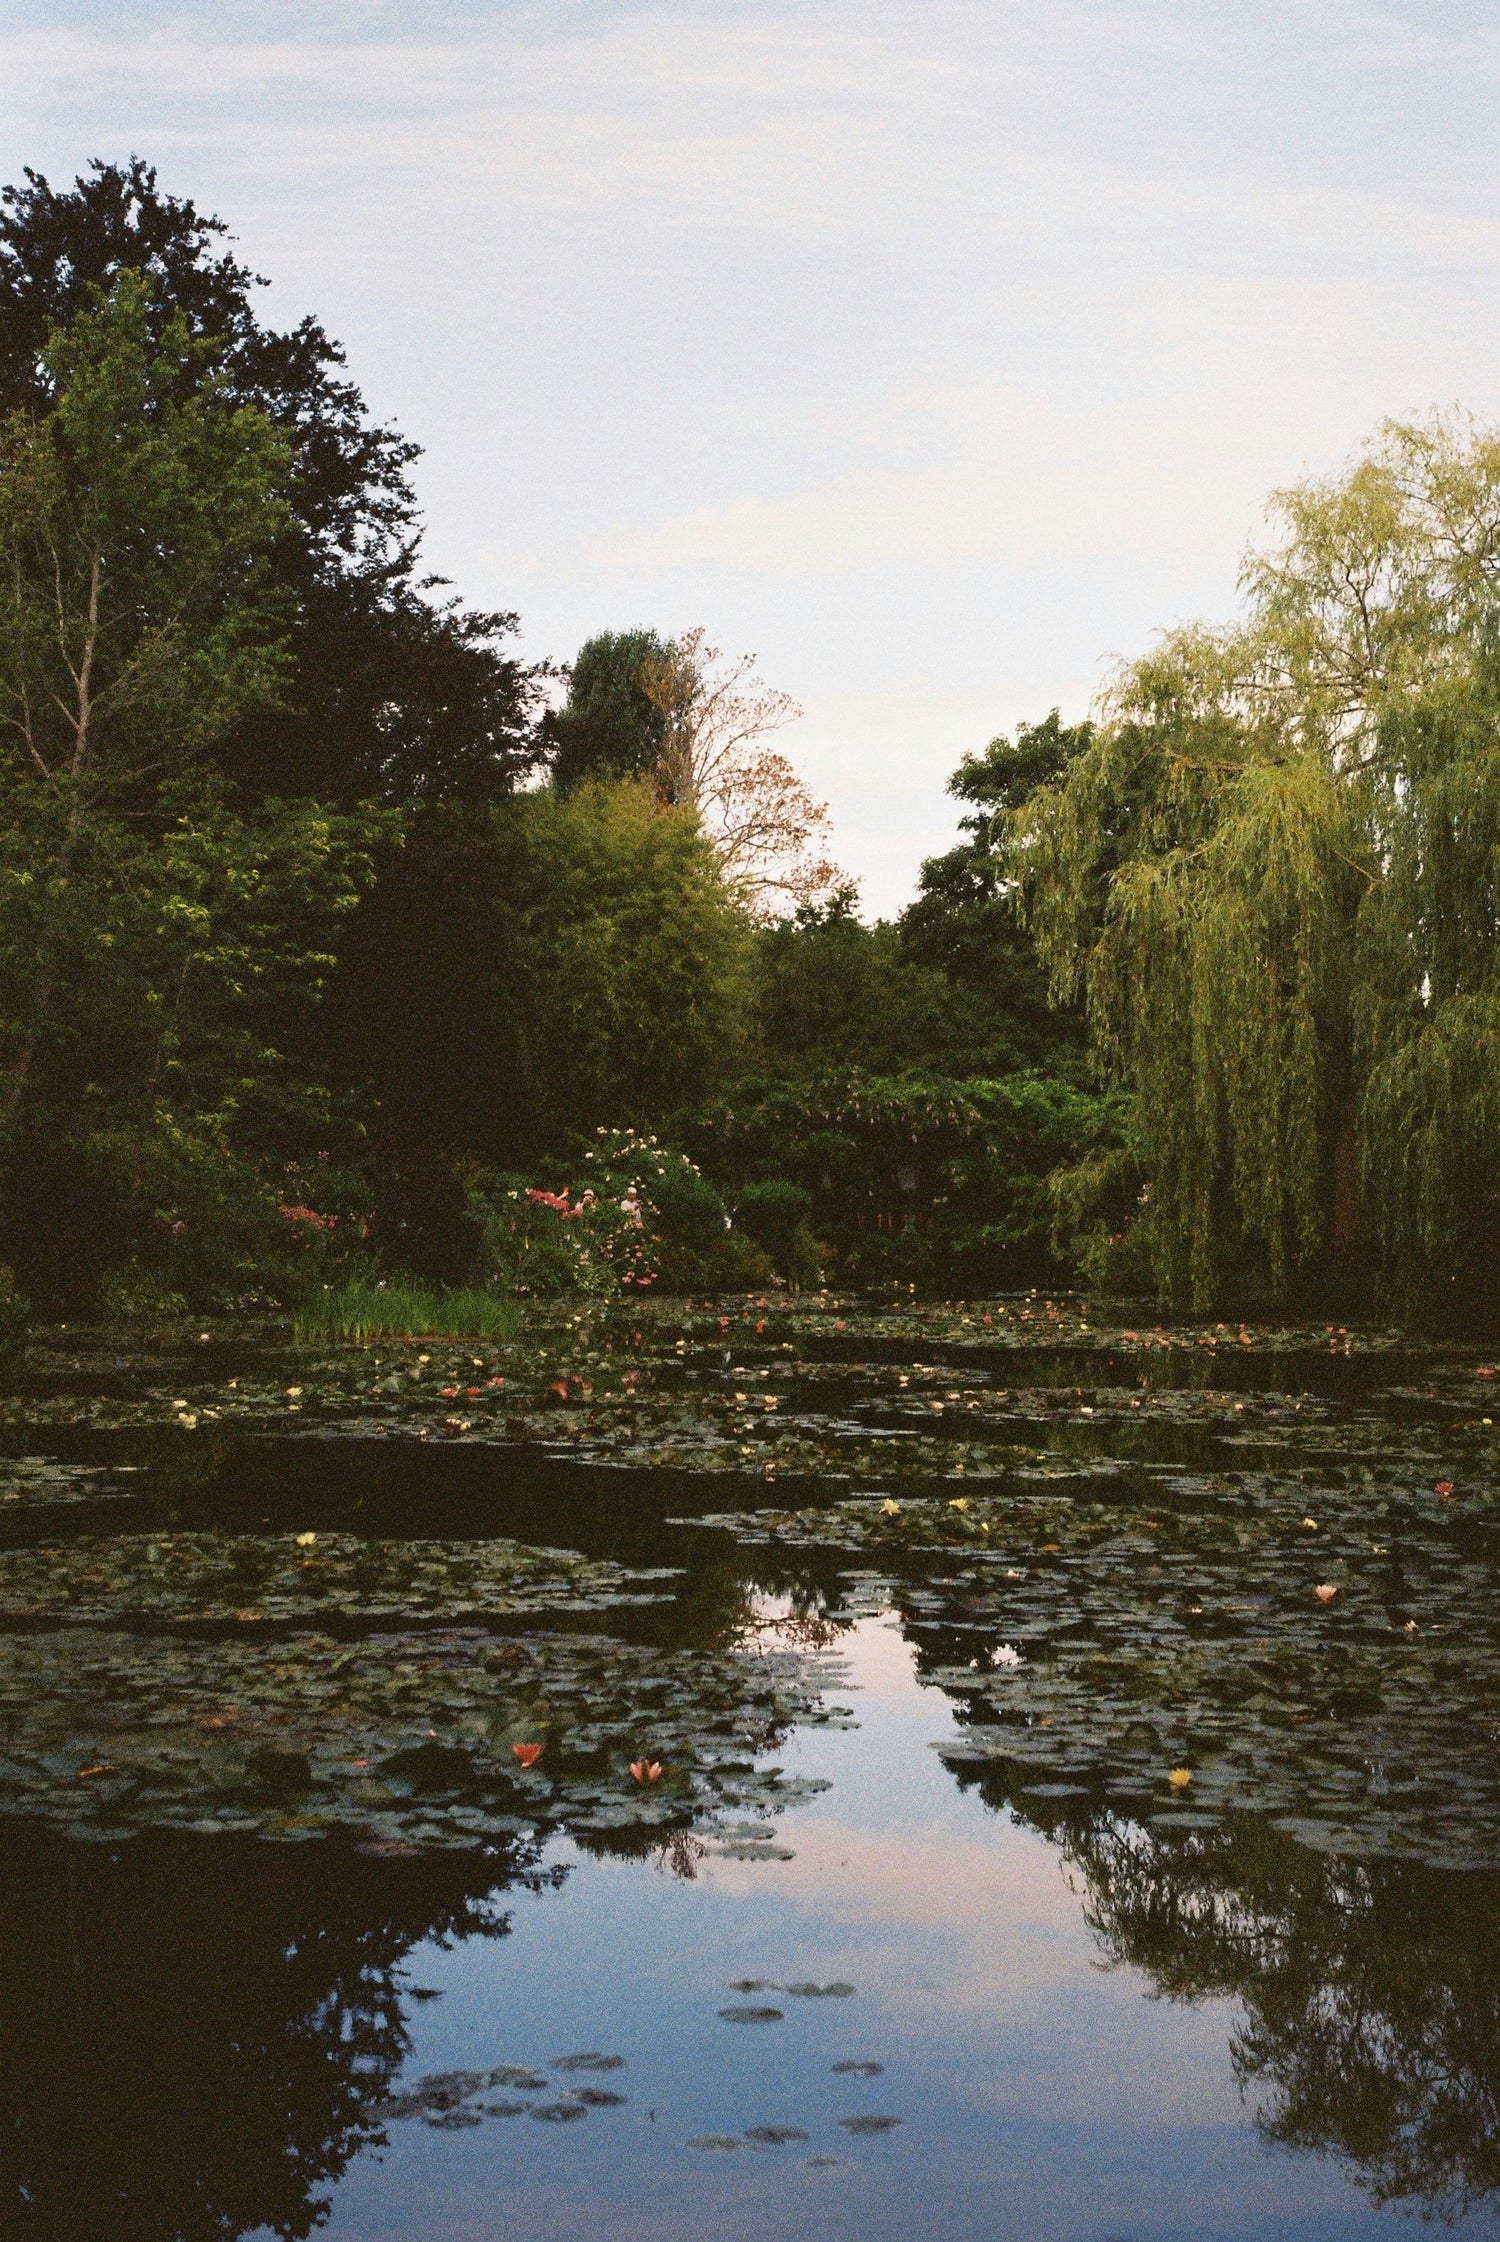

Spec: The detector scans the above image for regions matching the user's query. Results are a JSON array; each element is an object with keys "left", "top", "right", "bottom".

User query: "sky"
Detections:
[{"left": 2, "top": 0, "right": 1498, "bottom": 913}]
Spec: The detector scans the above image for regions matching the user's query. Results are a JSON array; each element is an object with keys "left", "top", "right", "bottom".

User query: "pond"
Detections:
[{"left": 2, "top": 1295, "right": 1499, "bottom": 2239}]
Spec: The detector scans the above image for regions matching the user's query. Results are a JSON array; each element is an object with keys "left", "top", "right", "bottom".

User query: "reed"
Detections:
[{"left": 293, "top": 1280, "right": 521, "bottom": 1343}]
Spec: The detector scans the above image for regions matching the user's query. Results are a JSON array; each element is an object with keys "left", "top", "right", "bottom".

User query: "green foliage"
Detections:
[
  {"left": 468, "top": 1129, "right": 748, "bottom": 1309},
  {"left": 331, "top": 780, "right": 752, "bottom": 1206},
  {"left": 468, "top": 1175, "right": 650, "bottom": 1300},
  {"left": 733, "top": 1179, "right": 821, "bottom": 1287},
  {"left": 516, "top": 784, "right": 751, "bottom": 1142},
  {"left": 900, "top": 713, "right": 1091, "bottom": 1076},
  {"left": 0, "top": 277, "right": 388, "bottom": 1307},
  {"left": 470, "top": 1130, "right": 752, "bottom": 1299},
  {"left": 748, "top": 865, "right": 1084, "bottom": 1086},
  {"left": 0, "top": 166, "right": 1165, "bottom": 1313},
  {"left": 688, "top": 1068, "right": 1124, "bottom": 1290},
  {"left": 0, "top": 159, "right": 546, "bottom": 808},
  {"left": 0, "top": 269, "right": 290, "bottom": 803},
  {"left": 546, "top": 629, "right": 671, "bottom": 792},
  {"left": 96, "top": 1263, "right": 190, "bottom": 1323},
  {"left": 0, "top": 1264, "right": 29, "bottom": 1372},
  {"left": 1014, "top": 415, "right": 1500, "bottom": 1320},
  {"left": 291, "top": 1279, "right": 521, "bottom": 1343},
  {"left": 0, "top": 786, "right": 388, "bottom": 1306}
]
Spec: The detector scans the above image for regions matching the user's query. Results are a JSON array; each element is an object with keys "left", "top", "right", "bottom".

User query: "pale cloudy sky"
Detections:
[{"left": 1, "top": 0, "right": 1496, "bottom": 910}]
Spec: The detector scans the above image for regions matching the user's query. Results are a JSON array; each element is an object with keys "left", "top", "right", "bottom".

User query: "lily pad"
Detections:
[
  {"left": 0, "top": 1531, "right": 674, "bottom": 1628},
  {"left": 0, "top": 1626, "right": 843, "bottom": 1848}
]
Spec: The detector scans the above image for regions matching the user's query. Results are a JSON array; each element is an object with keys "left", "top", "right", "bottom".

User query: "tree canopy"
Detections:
[
  {"left": 546, "top": 629, "right": 670, "bottom": 792},
  {"left": 0, "top": 268, "right": 385, "bottom": 1302},
  {"left": 1013, "top": 415, "right": 1500, "bottom": 1317},
  {"left": 0, "top": 159, "right": 545, "bottom": 808}
]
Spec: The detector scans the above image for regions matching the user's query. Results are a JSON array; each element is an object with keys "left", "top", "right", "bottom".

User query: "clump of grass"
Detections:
[{"left": 294, "top": 1279, "right": 522, "bottom": 1343}]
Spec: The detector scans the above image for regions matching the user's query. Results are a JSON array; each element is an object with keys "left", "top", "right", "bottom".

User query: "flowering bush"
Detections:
[
  {"left": 467, "top": 1175, "right": 646, "bottom": 1299},
  {"left": 471, "top": 1131, "right": 757, "bottom": 1298}
]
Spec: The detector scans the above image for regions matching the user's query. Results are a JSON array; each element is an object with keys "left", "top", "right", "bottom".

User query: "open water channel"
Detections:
[{"left": 0, "top": 1295, "right": 1498, "bottom": 2240}]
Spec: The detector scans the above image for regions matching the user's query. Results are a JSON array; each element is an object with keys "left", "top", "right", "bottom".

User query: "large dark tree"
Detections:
[
  {"left": 0, "top": 158, "right": 544, "bottom": 806},
  {"left": 899, "top": 710, "right": 1090, "bottom": 1069}
]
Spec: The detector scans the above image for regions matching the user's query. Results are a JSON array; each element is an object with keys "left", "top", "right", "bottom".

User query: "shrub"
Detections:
[
  {"left": 473, "top": 1129, "right": 752, "bottom": 1297},
  {"left": 97, "top": 1263, "right": 190, "bottom": 1323},
  {"left": 733, "top": 1180, "right": 822, "bottom": 1286},
  {"left": 467, "top": 1177, "right": 635, "bottom": 1300}
]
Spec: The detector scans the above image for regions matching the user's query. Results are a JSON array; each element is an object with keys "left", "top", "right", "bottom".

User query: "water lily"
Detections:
[
  {"left": 1315, "top": 1583, "right": 1338, "bottom": 1603},
  {"left": 629, "top": 1760, "right": 663, "bottom": 1783},
  {"left": 512, "top": 1742, "right": 543, "bottom": 1769}
]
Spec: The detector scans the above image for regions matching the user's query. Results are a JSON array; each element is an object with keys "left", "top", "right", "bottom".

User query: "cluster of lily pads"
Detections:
[
  {"left": 0, "top": 1621, "right": 845, "bottom": 1844},
  {"left": 371, "top": 2051, "right": 628, "bottom": 2129},
  {"left": 684, "top": 1460, "right": 1500, "bottom": 1868},
  {"left": 3, "top": 1296, "right": 1499, "bottom": 1872},
  {"left": 0, "top": 1530, "right": 678, "bottom": 1626}
]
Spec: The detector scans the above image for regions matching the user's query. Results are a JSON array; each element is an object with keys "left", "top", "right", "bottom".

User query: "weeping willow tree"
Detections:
[{"left": 1014, "top": 414, "right": 1500, "bottom": 1317}]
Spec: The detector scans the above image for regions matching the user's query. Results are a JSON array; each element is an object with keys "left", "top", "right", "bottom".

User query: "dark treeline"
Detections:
[
  {"left": 0, "top": 159, "right": 1116, "bottom": 1318},
  {"left": 3, "top": 160, "right": 1495, "bottom": 1325}
]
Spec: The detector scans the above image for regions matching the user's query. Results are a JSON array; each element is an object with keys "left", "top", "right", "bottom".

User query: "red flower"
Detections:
[
  {"left": 512, "top": 1742, "right": 543, "bottom": 1769},
  {"left": 278, "top": 1204, "right": 333, "bottom": 1232},
  {"left": 629, "top": 1760, "right": 663, "bottom": 1784},
  {"left": 1435, "top": 1480, "right": 1455, "bottom": 1500}
]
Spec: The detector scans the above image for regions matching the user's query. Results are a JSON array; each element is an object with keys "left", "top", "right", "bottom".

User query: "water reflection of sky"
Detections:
[{"left": 307, "top": 1608, "right": 1487, "bottom": 2242}]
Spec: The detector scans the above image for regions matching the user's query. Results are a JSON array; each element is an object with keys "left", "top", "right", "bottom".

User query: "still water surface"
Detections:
[{"left": 1, "top": 1302, "right": 1496, "bottom": 2239}]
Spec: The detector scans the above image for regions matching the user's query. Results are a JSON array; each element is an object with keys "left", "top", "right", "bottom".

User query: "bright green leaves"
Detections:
[
  {"left": 1, "top": 269, "right": 291, "bottom": 800},
  {"left": 1013, "top": 416, "right": 1500, "bottom": 1318}
]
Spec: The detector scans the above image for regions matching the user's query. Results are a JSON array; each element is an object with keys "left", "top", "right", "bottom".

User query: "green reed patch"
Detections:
[{"left": 293, "top": 1282, "right": 523, "bottom": 1344}]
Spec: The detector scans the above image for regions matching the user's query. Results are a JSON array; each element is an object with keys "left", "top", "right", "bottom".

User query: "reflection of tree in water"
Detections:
[
  {"left": 0, "top": 1827, "right": 544, "bottom": 2241},
  {"left": 989, "top": 1779, "right": 1500, "bottom": 2221}
]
